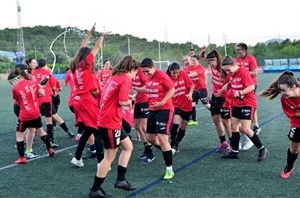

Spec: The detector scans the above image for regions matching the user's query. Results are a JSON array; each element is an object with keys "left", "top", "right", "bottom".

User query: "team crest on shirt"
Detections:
[{"left": 25, "top": 86, "right": 29, "bottom": 92}]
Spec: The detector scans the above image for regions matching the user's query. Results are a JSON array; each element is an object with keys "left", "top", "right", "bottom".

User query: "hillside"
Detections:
[{"left": 0, "top": 26, "right": 300, "bottom": 71}]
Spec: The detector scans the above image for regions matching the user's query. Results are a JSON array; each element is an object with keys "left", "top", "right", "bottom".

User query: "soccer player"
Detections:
[
  {"left": 25, "top": 58, "right": 37, "bottom": 74},
  {"left": 70, "top": 23, "right": 109, "bottom": 167},
  {"left": 132, "top": 66, "right": 154, "bottom": 164},
  {"left": 140, "top": 58, "right": 175, "bottom": 180},
  {"left": 97, "top": 59, "right": 112, "bottom": 90},
  {"left": 12, "top": 63, "right": 38, "bottom": 158},
  {"left": 220, "top": 56, "right": 267, "bottom": 161},
  {"left": 260, "top": 71, "right": 300, "bottom": 178},
  {"left": 235, "top": 42, "right": 261, "bottom": 150},
  {"left": 65, "top": 65, "right": 84, "bottom": 142},
  {"left": 32, "top": 59, "right": 74, "bottom": 148},
  {"left": 52, "top": 77, "right": 62, "bottom": 130},
  {"left": 8, "top": 68, "right": 55, "bottom": 164},
  {"left": 186, "top": 55, "right": 210, "bottom": 125},
  {"left": 166, "top": 62, "right": 194, "bottom": 153},
  {"left": 189, "top": 49, "right": 195, "bottom": 57},
  {"left": 200, "top": 48, "right": 232, "bottom": 153},
  {"left": 182, "top": 55, "right": 192, "bottom": 72},
  {"left": 89, "top": 55, "right": 139, "bottom": 197}
]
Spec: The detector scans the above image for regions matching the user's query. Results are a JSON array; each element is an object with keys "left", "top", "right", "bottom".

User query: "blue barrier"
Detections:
[
  {"left": 264, "top": 58, "right": 300, "bottom": 73},
  {"left": 53, "top": 73, "right": 66, "bottom": 79}
]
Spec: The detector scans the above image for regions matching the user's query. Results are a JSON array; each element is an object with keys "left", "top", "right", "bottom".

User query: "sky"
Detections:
[{"left": 1, "top": 0, "right": 300, "bottom": 47}]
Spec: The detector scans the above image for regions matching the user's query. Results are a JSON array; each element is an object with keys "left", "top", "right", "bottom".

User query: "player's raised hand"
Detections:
[{"left": 89, "top": 23, "right": 96, "bottom": 35}]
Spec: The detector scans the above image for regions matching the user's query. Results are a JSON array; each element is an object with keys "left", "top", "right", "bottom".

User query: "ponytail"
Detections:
[{"left": 260, "top": 70, "right": 297, "bottom": 100}]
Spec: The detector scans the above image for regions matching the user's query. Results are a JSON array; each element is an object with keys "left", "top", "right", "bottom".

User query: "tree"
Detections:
[{"left": 26, "top": 50, "right": 44, "bottom": 60}]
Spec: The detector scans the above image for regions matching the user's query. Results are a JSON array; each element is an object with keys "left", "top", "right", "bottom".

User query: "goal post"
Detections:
[{"left": 153, "top": 61, "right": 170, "bottom": 71}]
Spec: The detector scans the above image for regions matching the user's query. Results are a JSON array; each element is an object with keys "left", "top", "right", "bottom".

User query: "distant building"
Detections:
[{"left": 0, "top": 50, "right": 24, "bottom": 63}]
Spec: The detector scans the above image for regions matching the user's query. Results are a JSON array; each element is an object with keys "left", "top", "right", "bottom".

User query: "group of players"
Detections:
[
  {"left": 7, "top": 23, "right": 300, "bottom": 198},
  {"left": 9, "top": 57, "right": 76, "bottom": 164}
]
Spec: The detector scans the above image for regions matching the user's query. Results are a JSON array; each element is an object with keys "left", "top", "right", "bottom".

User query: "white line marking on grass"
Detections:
[
  {"left": 0, "top": 107, "right": 207, "bottom": 172},
  {"left": 0, "top": 144, "right": 77, "bottom": 171}
]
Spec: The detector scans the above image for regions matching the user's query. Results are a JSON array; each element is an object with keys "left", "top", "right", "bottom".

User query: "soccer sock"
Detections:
[
  {"left": 52, "top": 119, "right": 56, "bottom": 127},
  {"left": 231, "top": 132, "right": 240, "bottom": 152},
  {"left": 229, "top": 137, "right": 233, "bottom": 146},
  {"left": 94, "top": 134, "right": 104, "bottom": 163},
  {"left": 162, "top": 150, "right": 172, "bottom": 166},
  {"left": 219, "top": 135, "right": 226, "bottom": 143},
  {"left": 59, "top": 122, "right": 69, "bottom": 132},
  {"left": 166, "top": 166, "right": 173, "bottom": 171},
  {"left": 117, "top": 165, "right": 127, "bottom": 181},
  {"left": 16, "top": 141, "right": 25, "bottom": 157},
  {"left": 287, "top": 148, "right": 298, "bottom": 170},
  {"left": 191, "top": 107, "right": 196, "bottom": 121},
  {"left": 146, "top": 145, "right": 154, "bottom": 157},
  {"left": 41, "top": 135, "right": 51, "bottom": 149},
  {"left": 46, "top": 124, "right": 54, "bottom": 141},
  {"left": 91, "top": 176, "right": 105, "bottom": 191},
  {"left": 25, "top": 148, "right": 33, "bottom": 153},
  {"left": 143, "top": 142, "right": 147, "bottom": 153},
  {"left": 249, "top": 133, "right": 263, "bottom": 149},
  {"left": 145, "top": 145, "right": 153, "bottom": 156},
  {"left": 170, "top": 124, "right": 179, "bottom": 143},
  {"left": 176, "top": 128, "right": 186, "bottom": 143}
]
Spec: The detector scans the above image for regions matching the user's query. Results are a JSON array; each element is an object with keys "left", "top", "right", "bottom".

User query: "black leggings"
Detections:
[{"left": 75, "top": 123, "right": 104, "bottom": 163}]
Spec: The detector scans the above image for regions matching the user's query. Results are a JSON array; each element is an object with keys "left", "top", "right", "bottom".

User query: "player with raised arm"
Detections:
[{"left": 70, "top": 23, "right": 110, "bottom": 167}]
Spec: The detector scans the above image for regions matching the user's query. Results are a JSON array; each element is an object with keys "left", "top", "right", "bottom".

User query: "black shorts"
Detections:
[
  {"left": 134, "top": 102, "right": 149, "bottom": 119},
  {"left": 52, "top": 95, "right": 61, "bottom": 107},
  {"left": 210, "top": 95, "right": 230, "bottom": 119},
  {"left": 99, "top": 126, "right": 128, "bottom": 149},
  {"left": 192, "top": 88, "right": 209, "bottom": 105},
  {"left": 232, "top": 106, "right": 255, "bottom": 120},
  {"left": 174, "top": 107, "right": 191, "bottom": 121},
  {"left": 122, "top": 119, "right": 132, "bottom": 134},
  {"left": 51, "top": 102, "right": 57, "bottom": 115},
  {"left": 16, "top": 116, "right": 43, "bottom": 132},
  {"left": 287, "top": 127, "right": 300, "bottom": 143},
  {"left": 40, "top": 102, "right": 53, "bottom": 117},
  {"left": 147, "top": 109, "right": 174, "bottom": 135},
  {"left": 13, "top": 104, "right": 20, "bottom": 117}
]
